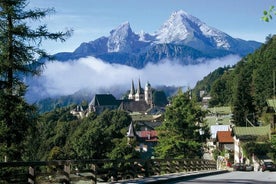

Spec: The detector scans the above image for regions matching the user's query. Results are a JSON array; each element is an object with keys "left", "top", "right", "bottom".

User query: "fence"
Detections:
[{"left": 0, "top": 158, "right": 216, "bottom": 183}]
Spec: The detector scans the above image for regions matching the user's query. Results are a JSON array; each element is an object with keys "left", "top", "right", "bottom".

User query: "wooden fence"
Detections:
[{"left": 0, "top": 158, "right": 216, "bottom": 183}]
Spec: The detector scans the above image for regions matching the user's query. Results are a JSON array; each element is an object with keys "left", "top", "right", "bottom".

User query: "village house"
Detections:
[
  {"left": 126, "top": 121, "right": 158, "bottom": 159},
  {"left": 232, "top": 124, "right": 271, "bottom": 164},
  {"left": 216, "top": 130, "right": 234, "bottom": 152}
]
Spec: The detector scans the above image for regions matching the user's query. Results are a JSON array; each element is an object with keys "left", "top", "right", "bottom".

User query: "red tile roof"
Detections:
[
  {"left": 138, "top": 130, "right": 158, "bottom": 142},
  {"left": 217, "top": 131, "right": 234, "bottom": 143}
]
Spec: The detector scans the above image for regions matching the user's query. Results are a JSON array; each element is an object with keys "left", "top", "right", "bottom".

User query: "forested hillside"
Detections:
[
  {"left": 28, "top": 108, "right": 138, "bottom": 161},
  {"left": 193, "top": 35, "right": 276, "bottom": 125},
  {"left": 192, "top": 66, "right": 231, "bottom": 102}
]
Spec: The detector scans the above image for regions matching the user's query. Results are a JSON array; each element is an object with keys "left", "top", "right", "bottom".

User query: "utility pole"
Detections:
[
  {"left": 273, "top": 70, "right": 276, "bottom": 100},
  {"left": 272, "top": 69, "right": 275, "bottom": 113},
  {"left": 274, "top": 70, "right": 276, "bottom": 130}
]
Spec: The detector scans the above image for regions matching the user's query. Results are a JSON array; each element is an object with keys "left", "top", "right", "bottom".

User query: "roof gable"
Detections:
[
  {"left": 136, "top": 130, "right": 158, "bottom": 142},
  {"left": 217, "top": 131, "right": 234, "bottom": 143}
]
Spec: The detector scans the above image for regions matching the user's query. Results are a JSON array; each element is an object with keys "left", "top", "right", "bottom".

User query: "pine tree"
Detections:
[
  {"left": 232, "top": 61, "right": 257, "bottom": 126},
  {"left": 154, "top": 89, "right": 210, "bottom": 159},
  {"left": 0, "top": 0, "right": 71, "bottom": 161}
]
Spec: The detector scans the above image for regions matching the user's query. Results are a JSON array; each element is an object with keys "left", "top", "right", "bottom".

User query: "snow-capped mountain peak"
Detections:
[
  {"left": 107, "top": 21, "right": 135, "bottom": 52},
  {"left": 107, "top": 21, "right": 153, "bottom": 53},
  {"left": 155, "top": 10, "right": 195, "bottom": 43},
  {"left": 155, "top": 10, "right": 231, "bottom": 49},
  {"left": 110, "top": 21, "right": 131, "bottom": 35}
]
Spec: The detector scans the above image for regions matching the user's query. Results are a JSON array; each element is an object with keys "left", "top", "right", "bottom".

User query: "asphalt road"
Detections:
[{"left": 168, "top": 171, "right": 276, "bottom": 184}]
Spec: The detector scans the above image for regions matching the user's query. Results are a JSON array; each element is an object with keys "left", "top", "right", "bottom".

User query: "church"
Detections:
[
  {"left": 128, "top": 79, "right": 152, "bottom": 106},
  {"left": 118, "top": 79, "right": 153, "bottom": 113},
  {"left": 71, "top": 79, "right": 154, "bottom": 117}
]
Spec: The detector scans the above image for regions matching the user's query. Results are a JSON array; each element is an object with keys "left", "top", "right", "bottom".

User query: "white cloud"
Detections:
[
  {"left": 142, "top": 55, "right": 241, "bottom": 87},
  {"left": 29, "top": 55, "right": 241, "bottom": 98}
]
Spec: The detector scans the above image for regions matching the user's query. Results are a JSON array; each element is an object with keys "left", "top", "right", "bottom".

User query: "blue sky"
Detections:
[{"left": 28, "top": 0, "right": 276, "bottom": 54}]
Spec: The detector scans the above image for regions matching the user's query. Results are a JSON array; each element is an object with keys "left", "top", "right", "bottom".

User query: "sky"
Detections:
[
  {"left": 25, "top": 0, "right": 276, "bottom": 99},
  {"left": 28, "top": 0, "right": 276, "bottom": 54}
]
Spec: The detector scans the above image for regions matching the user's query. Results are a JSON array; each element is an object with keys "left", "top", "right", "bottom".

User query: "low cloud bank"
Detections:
[{"left": 28, "top": 55, "right": 241, "bottom": 100}]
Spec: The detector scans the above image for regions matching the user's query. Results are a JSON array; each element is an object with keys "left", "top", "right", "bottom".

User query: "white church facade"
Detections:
[{"left": 128, "top": 79, "right": 152, "bottom": 106}]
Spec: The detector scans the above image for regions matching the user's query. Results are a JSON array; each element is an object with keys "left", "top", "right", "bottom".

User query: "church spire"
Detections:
[
  {"left": 128, "top": 79, "right": 135, "bottom": 100},
  {"left": 127, "top": 121, "right": 136, "bottom": 145},
  {"left": 130, "top": 79, "right": 135, "bottom": 95},
  {"left": 137, "top": 78, "right": 142, "bottom": 94},
  {"left": 127, "top": 121, "right": 135, "bottom": 138},
  {"left": 135, "top": 78, "right": 144, "bottom": 101}
]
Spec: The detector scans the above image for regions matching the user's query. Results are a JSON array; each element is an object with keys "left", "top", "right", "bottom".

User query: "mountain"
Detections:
[
  {"left": 155, "top": 10, "right": 260, "bottom": 53},
  {"left": 53, "top": 10, "right": 261, "bottom": 68}
]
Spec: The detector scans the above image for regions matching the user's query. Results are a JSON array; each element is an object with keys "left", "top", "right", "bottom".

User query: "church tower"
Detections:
[
  {"left": 135, "top": 78, "right": 144, "bottom": 101},
  {"left": 145, "top": 81, "right": 152, "bottom": 106},
  {"left": 128, "top": 80, "right": 135, "bottom": 100}
]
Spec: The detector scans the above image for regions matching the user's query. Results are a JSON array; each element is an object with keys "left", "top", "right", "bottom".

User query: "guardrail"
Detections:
[{"left": 0, "top": 158, "right": 216, "bottom": 183}]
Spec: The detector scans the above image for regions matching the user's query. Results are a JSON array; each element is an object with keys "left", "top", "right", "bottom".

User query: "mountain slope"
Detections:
[
  {"left": 193, "top": 35, "right": 276, "bottom": 110},
  {"left": 53, "top": 10, "right": 261, "bottom": 68}
]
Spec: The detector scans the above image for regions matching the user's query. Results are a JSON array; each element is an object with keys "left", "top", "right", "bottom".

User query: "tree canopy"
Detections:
[
  {"left": 0, "top": 0, "right": 71, "bottom": 161},
  {"left": 154, "top": 90, "right": 210, "bottom": 159},
  {"left": 31, "top": 109, "right": 135, "bottom": 161}
]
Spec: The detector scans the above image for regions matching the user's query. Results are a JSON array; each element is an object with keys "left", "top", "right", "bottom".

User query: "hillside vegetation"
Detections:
[{"left": 193, "top": 35, "right": 276, "bottom": 125}]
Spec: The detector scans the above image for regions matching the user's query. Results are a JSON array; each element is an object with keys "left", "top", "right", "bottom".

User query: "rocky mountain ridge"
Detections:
[{"left": 52, "top": 10, "right": 261, "bottom": 68}]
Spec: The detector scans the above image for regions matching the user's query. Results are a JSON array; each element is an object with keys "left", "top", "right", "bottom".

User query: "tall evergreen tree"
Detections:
[
  {"left": 0, "top": 0, "right": 71, "bottom": 161},
  {"left": 154, "top": 89, "right": 210, "bottom": 159},
  {"left": 232, "top": 61, "right": 257, "bottom": 126},
  {"left": 209, "top": 78, "right": 227, "bottom": 107}
]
